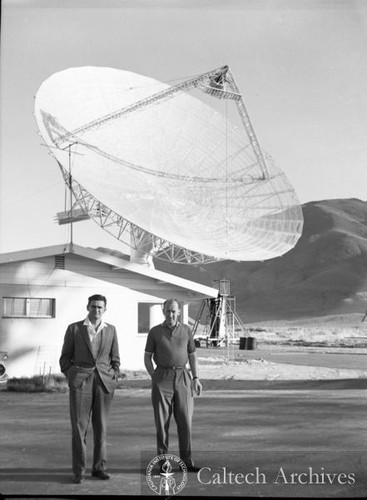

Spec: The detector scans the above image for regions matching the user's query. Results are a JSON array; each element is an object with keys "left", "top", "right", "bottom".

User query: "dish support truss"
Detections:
[{"left": 56, "top": 160, "right": 216, "bottom": 264}]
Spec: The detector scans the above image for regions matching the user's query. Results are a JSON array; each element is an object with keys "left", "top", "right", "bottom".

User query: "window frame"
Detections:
[
  {"left": 2, "top": 297, "right": 56, "bottom": 319},
  {"left": 137, "top": 302, "right": 164, "bottom": 335}
]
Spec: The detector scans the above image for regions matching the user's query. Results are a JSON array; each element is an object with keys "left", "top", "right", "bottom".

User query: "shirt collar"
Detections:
[
  {"left": 162, "top": 320, "right": 181, "bottom": 331},
  {"left": 83, "top": 316, "right": 106, "bottom": 334}
]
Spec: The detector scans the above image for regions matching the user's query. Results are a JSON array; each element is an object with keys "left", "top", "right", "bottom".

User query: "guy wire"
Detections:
[{"left": 225, "top": 99, "right": 229, "bottom": 250}]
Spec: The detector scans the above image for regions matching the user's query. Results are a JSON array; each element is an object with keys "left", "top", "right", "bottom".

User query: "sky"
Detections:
[{"left": 1, "top": 0, "right": 367, "bottom": 254}]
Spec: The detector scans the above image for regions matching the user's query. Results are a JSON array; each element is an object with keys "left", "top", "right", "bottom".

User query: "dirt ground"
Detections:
[
  {"left": 195, "top": 345, "right": 367, "bottom": 380},
  {"left": 1, "top": 347, "right": 367, "bottom": 498}
]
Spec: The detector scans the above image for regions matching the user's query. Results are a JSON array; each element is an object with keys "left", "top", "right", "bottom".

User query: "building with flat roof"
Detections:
[{"left": 0, "top": 243, "right": 217, "bottom": 377}]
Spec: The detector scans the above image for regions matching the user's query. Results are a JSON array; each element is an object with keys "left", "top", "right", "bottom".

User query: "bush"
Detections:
[{"left": 6, "top": 375, "right": 68, "bottom": 393}]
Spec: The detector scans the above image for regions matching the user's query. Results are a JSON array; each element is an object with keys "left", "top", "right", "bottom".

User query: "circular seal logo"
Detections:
[{"left": 146, "top": 454, "right": 188, "bottom": 495}]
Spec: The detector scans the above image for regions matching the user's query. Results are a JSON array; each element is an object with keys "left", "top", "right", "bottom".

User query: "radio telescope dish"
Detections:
[{"left": 34, "top": 65, "right": 303, "bottom": 264}]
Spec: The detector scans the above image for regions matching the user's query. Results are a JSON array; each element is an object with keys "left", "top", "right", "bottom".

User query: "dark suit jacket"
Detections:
[{"left": 59, "top": 320, "right": 120, "bottom": 393}]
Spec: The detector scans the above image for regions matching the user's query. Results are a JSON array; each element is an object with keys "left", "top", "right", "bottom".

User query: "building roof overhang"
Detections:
[{"left": 0, "top": 243, "right": 218, "bottom": 301}]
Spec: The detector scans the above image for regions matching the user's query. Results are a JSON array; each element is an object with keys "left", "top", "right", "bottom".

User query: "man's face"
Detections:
[
  {"left": 87, "top": 300, "right": 106, "bottom": 323},
  {"left": 163, "top": 301, "right": 180, "bottom": 327}
]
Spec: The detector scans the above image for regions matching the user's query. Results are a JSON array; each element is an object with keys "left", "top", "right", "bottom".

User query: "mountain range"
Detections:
[{"left": 154, "top": 198, "right": 367, "bottom": 322}]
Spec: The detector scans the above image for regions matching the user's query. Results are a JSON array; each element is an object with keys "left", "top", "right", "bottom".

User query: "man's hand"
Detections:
[
  {"left": 144, "top": 352, "right": 155, "bottom": 378},
  {"left": 193, "top": 378, "right": 202, "bottom": 396},
  {"left": 188, "top": 352, "right": 202, "bottom": 395}
]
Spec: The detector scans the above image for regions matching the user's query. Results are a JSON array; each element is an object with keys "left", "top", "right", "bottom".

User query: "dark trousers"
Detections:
[
  {"left": 69, "top": 371, "right": 114, "bottom": 475},
  {"left": 151, "top": 368, "right": 194, "bottom": 464}
]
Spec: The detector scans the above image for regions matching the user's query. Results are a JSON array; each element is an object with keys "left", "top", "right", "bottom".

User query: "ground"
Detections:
[{"left": 1, "top": 339, "right": 367, "bottom": 498}]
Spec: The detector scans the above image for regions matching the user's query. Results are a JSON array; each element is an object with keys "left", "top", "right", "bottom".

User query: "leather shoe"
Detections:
[
  {"left": 184, "top": 463, "right": 202, "bottom": 473},
  {"left": 72, "top": 474, "right": 85, "bottom": 484},
  {"left": 92, "top": 470, "right": 110, "bottom": 480}
]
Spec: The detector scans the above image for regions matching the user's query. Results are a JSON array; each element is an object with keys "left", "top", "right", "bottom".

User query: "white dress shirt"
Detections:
[{"left": 83, "top": 316, "right": 106, "bottom": 343}]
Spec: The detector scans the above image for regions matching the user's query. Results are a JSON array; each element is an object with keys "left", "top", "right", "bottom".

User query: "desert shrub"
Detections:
[{"left": 6, "top": 375, "right": 68, "bottom": 393}]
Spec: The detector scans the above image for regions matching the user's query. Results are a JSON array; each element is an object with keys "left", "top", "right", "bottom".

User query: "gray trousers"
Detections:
[
  {"left": 69, "top": 371, "right": 114, "bottom": 475},
  {"left": 151, "top": 368, "right": 194, "bottom": 464}
]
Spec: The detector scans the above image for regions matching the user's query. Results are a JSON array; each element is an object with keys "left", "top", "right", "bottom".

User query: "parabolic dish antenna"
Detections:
[{"left": 34, "top": 65, "right": 303, "bottom": 264}]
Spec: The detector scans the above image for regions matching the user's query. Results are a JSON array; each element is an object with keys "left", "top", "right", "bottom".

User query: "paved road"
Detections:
[{"left": 0, "top": 384, "right": 366, "bottom": 497}]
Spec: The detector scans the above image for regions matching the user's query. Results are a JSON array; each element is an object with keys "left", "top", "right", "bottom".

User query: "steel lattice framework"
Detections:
[
  {"left": 57, "top": 161, "right": 215, "bottom": 264},
  {"left": 35, "top": 65, "right": 303, "bottom": 264}
]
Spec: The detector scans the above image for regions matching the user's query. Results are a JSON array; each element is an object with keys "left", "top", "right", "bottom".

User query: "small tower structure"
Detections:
[{"left": 192, "top": 279, "right": 246, "bottom": 351}]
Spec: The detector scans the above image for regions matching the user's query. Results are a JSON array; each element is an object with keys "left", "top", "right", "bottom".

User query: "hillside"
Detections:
[{"left": 154, "top": 198, "right": 367, "bottom": 322}]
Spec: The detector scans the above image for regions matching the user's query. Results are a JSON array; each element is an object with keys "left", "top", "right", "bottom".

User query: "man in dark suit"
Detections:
[{"left": 60, "top": 294, "right": 120, "bottom": 484}]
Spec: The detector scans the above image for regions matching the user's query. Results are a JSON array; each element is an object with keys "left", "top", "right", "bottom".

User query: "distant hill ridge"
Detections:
[{"left": 155, "top": 198, "right": 367, "bottom": 322}]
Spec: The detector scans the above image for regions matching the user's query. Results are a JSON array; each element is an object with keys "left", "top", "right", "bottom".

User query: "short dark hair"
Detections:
[{"left": 88, "top": 294, "right": 107, "bottom": 306}]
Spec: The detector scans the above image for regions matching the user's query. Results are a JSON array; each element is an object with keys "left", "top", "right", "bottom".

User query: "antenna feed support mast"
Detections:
[{"left": 55, "top": 64, "right": 270, "bottom": 181}]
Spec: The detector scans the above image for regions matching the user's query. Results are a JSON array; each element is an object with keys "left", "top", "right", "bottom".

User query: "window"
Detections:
[
  {"left": 3, "top": 297, "right": 55, "bottom": 318},
  {"left": 138, "top": 302, "right": 163, "bottom": 334}
]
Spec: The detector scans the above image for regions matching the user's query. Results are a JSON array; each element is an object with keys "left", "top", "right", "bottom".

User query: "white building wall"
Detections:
[
  {"left": 0, "top": 260, "right": 164, "bottom": 377},
  {"left": 0, "top": 251, "right": 214, "bottom": 378}
]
